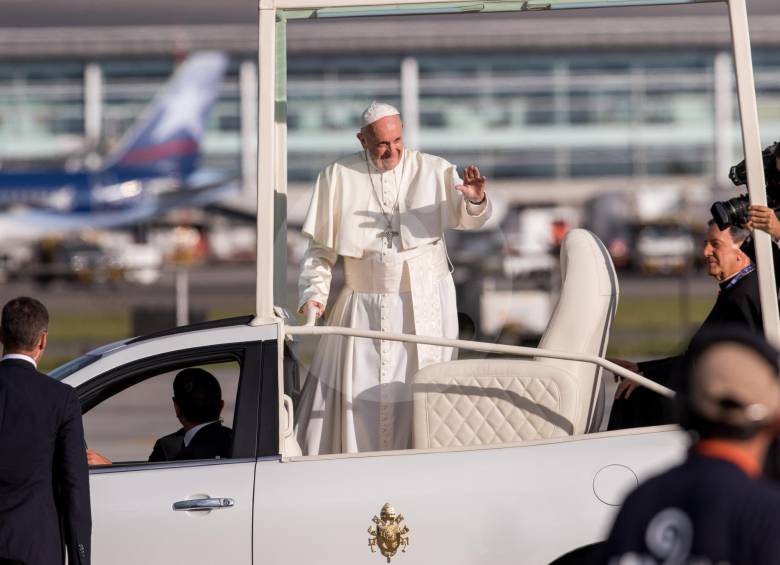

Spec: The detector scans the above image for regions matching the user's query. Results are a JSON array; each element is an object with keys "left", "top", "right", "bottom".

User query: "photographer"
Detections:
[
  {"left": 748, "top": 204, "right": 780, "bottom": 239},
  {"left": 746, "top": 143, "right": 780, "bottom": 239},
  {"left": 712, "top": 141, "right": 780, "bottom": 240},
  {"left": 608, "top": 142, "right": 779, "bottom": 430}
]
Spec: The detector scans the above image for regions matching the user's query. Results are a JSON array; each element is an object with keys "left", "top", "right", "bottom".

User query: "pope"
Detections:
[{"left": 295, "top": 101, "right": 492, "bottom": 454}]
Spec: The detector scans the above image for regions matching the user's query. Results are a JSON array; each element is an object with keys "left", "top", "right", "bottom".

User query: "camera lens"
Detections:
[
  {"left": 710, "top": 196, "right": 749, "bottom": 230},
  {"left": 710, "top": 202, "right": 731, "bottom": 230}
]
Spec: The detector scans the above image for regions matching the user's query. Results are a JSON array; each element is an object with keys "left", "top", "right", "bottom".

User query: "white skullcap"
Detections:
[{"left": 360, "top": 101, "right": 400, "bottom": 128}]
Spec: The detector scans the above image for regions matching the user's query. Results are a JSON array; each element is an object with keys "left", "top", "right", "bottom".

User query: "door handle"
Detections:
[{"left": 172, "top": 497, "right": 235, "bottom": 511}]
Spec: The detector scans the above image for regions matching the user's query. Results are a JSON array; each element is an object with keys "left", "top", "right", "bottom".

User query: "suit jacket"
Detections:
[
  {"left": 608, "top": 270, "right": 763, "bottom": 430},
  {"left": 0, "top": 359, "right": 91, "bottom": 565},
  {"left": 148, "top": 421, "right": 233, "bottom": 462}
]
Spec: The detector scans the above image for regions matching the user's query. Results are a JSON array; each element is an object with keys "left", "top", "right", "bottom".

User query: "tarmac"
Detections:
[{"left": 1, "top": 262, "right": 713, "bottom": 312}]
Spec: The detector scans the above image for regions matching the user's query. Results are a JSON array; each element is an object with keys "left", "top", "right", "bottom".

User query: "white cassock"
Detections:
[{"left": 295, "top": 148, "right": 492, "bottom": 455}]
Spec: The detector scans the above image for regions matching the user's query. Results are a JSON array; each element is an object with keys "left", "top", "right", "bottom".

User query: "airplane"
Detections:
[{"left": 0, "top": 51, "right": 238, "bottom": 243}]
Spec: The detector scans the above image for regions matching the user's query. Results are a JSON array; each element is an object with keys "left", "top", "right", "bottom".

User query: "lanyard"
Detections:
[{"left": 721, "top": 263, "right": 755, "bottom": 292}]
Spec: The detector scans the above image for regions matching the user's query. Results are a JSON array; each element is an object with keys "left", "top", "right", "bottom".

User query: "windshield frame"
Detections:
[
  {"left": 48, "top": 339, "right": 129, "bottom": 381},
  {"left": 253, "top": 0, "right": 780, "bottom": 347},
  {"left": 48, "top": 354, "right": 101, "bottom": 381},
  {"left": 256, "top": 0, "right": 780, "bottom": 460}
]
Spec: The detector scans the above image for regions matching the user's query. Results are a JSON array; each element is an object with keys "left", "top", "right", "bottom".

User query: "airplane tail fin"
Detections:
[{"left": 103, "top": 51, "right": 228, "bottom": 178}]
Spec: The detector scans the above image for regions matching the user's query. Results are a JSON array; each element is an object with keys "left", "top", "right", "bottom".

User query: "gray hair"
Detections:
[{"left": 707, "top": 219, "right": 750, "bottom": 245}]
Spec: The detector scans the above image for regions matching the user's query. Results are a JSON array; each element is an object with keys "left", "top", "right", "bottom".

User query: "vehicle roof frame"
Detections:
[{"left": 252, "top": 0, "right": 780, "bottom": 342}]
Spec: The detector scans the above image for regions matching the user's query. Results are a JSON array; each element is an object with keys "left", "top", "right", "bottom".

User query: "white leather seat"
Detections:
[
  {"left": 282, "top": 394, "right": 303, "bottom": 457},
  {"left": 536, "top": 228, "right": 618, "bottom": 433},
  {"left": 412, "top": 229, "right": 618, "bottom": 448}
]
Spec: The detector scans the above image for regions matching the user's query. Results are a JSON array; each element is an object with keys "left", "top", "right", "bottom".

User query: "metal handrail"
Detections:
[{"left": 284, "top": 323, "right": 675, "bottom": 398}]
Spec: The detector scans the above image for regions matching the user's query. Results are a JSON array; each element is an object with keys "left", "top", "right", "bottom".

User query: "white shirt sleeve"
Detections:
[
  {"left": 465, "top": 196, "right": 489, "bottom": 217},
  {"left": 298, "top": 239, "right": 339, "bottom": 312}
]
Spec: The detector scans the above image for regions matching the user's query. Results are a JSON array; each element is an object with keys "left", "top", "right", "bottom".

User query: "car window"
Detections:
[{"left": 83, "top": 361, "right": 240, "bottom": 464}]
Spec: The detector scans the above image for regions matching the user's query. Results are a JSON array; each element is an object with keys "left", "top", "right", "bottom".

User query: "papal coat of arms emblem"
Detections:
[{"left": 368, "top": 502, "right": 410, "bottom": 562}]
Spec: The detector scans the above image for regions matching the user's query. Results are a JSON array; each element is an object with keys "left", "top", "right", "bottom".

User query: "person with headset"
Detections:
[{"left": 601, "top": 326, "right": 780, "bottom": 565}]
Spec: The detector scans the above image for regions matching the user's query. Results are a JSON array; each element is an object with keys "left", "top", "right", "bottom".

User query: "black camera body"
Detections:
[{"left": 710, "top": 142, "right": 780, "bottom": 230}]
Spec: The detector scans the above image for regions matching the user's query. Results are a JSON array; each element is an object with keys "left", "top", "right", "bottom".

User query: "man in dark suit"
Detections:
[
  {"left": 608, "top": 221, "right": 762, "bottom": 429},
  {"left": 0, "top": 297, "right": 91, "bottom": 565},
  {"left": 148, "top": 368, "right": 232, "bottom": 462}
]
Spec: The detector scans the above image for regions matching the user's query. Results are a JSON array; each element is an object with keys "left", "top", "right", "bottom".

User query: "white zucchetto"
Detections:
[{"left": 360, "top": 101, "right": 401, "bottom": 128}]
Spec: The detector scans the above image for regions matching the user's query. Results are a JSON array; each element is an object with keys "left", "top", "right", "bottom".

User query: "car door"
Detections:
[
  {"left": 254, "top": 428, "right": 686, "bottom": 565},
  {"left": 62, "top": 331, "right": 272, "bottom": 565},
  {"left": 256, "top": 340, "right": 687, "bottom": 565}
]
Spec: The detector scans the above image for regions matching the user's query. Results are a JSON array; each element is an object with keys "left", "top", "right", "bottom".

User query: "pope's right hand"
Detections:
[{"left": 302, "top": 300, "right": 325, "bottom": 318}]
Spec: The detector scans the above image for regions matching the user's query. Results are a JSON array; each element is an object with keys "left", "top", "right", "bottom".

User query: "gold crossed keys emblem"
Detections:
[{"left": 368, "top": 502, "right": 410, "bottom": 562}]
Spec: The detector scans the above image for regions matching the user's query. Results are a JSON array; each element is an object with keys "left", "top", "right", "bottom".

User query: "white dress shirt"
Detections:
[{"left": 1, "top": 353, "right": 37, "bottom": 368}]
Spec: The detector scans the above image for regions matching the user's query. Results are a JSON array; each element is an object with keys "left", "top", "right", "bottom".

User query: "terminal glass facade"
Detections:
[{"left": 1, "top": 49, "right": 779, "bottom": 184}]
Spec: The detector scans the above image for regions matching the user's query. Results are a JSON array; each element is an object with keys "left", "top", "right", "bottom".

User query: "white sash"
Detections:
[{"left": 343, "top": 240, "right": 450, "bottom": 369}]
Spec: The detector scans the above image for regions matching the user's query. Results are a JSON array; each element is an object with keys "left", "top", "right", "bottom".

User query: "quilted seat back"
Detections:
[{"left": 412, "top": 360, "right": 579, "bottom": 448}]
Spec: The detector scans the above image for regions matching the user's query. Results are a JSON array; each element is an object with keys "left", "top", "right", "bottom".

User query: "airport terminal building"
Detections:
[{"left": 2, "top": 0, "right": 780, "bottom": 198}]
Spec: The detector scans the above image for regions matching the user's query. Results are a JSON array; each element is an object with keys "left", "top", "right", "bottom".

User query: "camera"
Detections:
[{"left": 710, "top": 142, "right": 780, "bottom": 230}]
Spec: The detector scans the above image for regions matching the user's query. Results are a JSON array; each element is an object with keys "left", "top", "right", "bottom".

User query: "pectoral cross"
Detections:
[{"left": 377, "top": 228, "right": 399, "bottom": 248}]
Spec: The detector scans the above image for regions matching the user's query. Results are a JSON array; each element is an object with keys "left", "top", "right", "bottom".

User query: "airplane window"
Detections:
[{"left": 83, "top": 362, "right": 239, "bottom": 465}]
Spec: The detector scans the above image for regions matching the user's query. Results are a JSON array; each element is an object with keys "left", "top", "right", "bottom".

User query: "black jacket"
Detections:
[
  {"left": 608, "top": 270, "right": 763, "bottom": 429},
  {"left": 603, "top": 453, "right": 780, "bottom": 565},
  {"left": 640, "top": 268, "right": 762, "bottom": 383},
  {"left": 148, "top": 421, "right": 233, "bottom": 462},
  {"left": 0, "top": 359, "right": 91, "bottom": 565}
]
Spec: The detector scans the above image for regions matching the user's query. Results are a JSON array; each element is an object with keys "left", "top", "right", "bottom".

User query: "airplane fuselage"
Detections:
[{"left": 0, "top": 168, "right": 183, "bottom": 213}]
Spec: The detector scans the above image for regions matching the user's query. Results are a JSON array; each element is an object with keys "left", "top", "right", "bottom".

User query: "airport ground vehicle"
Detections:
[
  {"left": 635, "top": 223, "right": 696, "bottom": 274},
  {"left": 48, "top": 0, "right": 780, "bottom": 562},
  {"left": 34, "top": 238, "right": 123, "bottom": 286}
]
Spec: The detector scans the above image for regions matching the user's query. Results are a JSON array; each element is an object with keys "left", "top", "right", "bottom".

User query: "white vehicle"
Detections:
[
  {"left": 635, "top": 223, "right": 696, "bottom": 274},
  {"left": 502, "top": 205, "right": 579, "bottom": 281},
  {"left": 52, "top": 0, "right": 780, "bottom": 563},
  {"left": 57, "top": 238, "right": 688, "bottom": 563}
]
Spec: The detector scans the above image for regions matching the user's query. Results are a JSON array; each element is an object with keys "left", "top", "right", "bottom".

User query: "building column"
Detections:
[
  {"left": 84, "top": 63, "right": 103, "bottom": 153},
  {"left": 401, "top": 57, "right": 420, "bottom": 150},
  {"left": 713, "top": 51, "right": 734, "bottom": 189}
]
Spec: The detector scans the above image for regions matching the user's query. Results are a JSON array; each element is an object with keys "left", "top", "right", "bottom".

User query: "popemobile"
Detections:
[{"left": 52, "top": 0, "right": 780, "bottom": 563}]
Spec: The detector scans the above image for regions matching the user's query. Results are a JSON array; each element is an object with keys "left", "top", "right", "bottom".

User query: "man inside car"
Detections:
[{"left": 87, "top": 367, "right": 232, "bottom": 464}]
